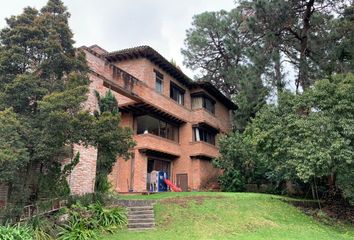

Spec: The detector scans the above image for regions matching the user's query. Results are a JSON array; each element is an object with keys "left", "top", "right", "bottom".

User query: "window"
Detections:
[
  {"left": 154, "top": 70, "right": 163, "bottom": 93},
  {"left": 191, "top": 93, "right": 216, "bottom": 114},
  {"left": 193, "top": 127, "right": 216, "bottom": 145},
  {"left": 203, "top": 97, "right": 215, "bottom": 114},
  {"left": 137, "top": 115, "right": 179, "bottom": 142},
  {"left": 170, "top": 82, "right": 184, "bottom": 105}
]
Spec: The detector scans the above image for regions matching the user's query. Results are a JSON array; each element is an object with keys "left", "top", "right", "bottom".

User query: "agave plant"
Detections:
[
  {"left": 0, "top": 224, "right": 34, "bottom": 240},
  {"left": 27, "top": 217, "right": 55, "bottom": 240},
  {"left": 89, "top": 202, "right": 127, "bottom": 228},
  {"left": 58, "top": 220, "right": 98, "bottom": 240}
]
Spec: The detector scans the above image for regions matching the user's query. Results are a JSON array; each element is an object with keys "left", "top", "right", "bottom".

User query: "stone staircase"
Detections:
[
  {"left": 113, "top": 199, "right": 156, "bottom": 231},
  {"left": 128, "top": 205, "right": 155, "bottom": 230}
]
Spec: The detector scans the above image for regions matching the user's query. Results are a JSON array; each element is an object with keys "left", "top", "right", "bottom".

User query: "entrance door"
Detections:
[{"left": 176, "top": 174, "right": 188, "bottom": 192}]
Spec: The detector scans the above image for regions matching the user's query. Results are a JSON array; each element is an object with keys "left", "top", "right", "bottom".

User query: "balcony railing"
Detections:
[
  {"left": 135, "top": 133, "right": 181, "bottom": 157},
  {"left": 189, "top": 141, "right": 219, "bottom": 159}
]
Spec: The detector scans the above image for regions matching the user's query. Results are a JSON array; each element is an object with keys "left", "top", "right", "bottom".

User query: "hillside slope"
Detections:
[{"left": 104, "top": 192, "right": 354, "bottom": 240}]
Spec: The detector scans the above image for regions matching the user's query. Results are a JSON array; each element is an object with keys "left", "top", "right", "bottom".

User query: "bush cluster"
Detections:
[{"left": 0, "top": 200, "right": 127, "bottom": 240}]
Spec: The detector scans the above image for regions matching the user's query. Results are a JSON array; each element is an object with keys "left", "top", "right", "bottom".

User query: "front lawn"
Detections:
[{"left": 103, "top": 192, "right": 354, "bottom": 240}]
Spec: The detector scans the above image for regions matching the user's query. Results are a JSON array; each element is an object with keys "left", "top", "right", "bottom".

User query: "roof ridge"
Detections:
[{"left": 104, "top": 45, "right": 151, "bottom": 56}]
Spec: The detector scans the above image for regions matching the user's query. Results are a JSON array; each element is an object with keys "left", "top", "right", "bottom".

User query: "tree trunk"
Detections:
[
  {"left": 297, "top": 0, "right": 315, "bottom": 92},
  {"left": 273, "top": 48, "right": 283, "bottom": 96}
]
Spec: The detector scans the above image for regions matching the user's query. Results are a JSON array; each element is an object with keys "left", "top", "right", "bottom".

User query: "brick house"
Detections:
[{"left": 67, "top": 45, "right": 237, "bottom": 194}]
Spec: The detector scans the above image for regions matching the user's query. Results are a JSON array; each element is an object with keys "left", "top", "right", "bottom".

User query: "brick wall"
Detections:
[{"left": 81, "top": 46, "right": 232, "bottom": 193}]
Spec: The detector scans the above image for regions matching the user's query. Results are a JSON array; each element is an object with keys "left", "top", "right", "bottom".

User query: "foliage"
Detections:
[
  {"left": 67, "top": 193, "right": 104, "bottom": 208},
  {"left": 218, "top": 74, "right": 354, "bottom": 204},
  {"left": 182, "top": 1, "right": 353, "bottom": 131},
  {"left": 0, "top": 108, "right": 28, "bottom": 183},
  {"left": 88, "top": 202, "right": 127, "bottom": 228},
  {"left": 94, "top": 90, "right": 135, "bottom": 193},
  {"left": 182, "top": 8, "right": 269, "bottom": 131},
  {"left": 0, "top": 224, "right": 33, "bottom": 240},
  {"left": 323, "top": 4, "right": 354, "bottom": 74},
  {"left": 1, "top": 200, "right": 126, "bottom": 240},
  {"left": 58, "top": 222, "right": 97, "bottom": 240},
  {"left": 336, "top": 168, "right": 354, "bottom": 206},
  {"left": 0, "top": 0, "right": 134, "bottom": 213},
  {"left": 0, "top": 0, "right": 93, "bottom": 208},
  {"left": 217, "top": 170, "right": 245, "bottom": 192},
  {"left": 58, "top": 202, "right": 127, "bottom": 240},
  {"left": 240, "top": 0, "right": 350, "bottom": 91},
  {"left": 214, "top": 131, "right": 268, "bottom": 191},
  {"left": 58, "top": 221, "right": 98, "bottom": 240},
  {"left": 37, "top": 153, "right": 79, "bottom": 199},
  {"left": 27, "top": 217, "right": 54, "bottom": 240}
]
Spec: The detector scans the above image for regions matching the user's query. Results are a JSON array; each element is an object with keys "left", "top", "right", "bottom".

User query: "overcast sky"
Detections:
[{"left": 0, "top": 0, "right": 236, "bottom": 76}]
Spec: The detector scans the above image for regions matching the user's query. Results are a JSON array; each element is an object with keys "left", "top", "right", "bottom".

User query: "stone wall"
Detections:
[{"left": 67, "top": 145, "right": 98, "bottom": 195}]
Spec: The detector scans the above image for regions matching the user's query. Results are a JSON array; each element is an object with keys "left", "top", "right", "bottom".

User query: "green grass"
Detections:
[{"left": 103, "top": 192, "right": 354, "bottom": 240}]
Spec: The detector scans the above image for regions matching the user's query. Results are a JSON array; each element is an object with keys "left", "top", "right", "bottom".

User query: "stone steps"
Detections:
[
  {"left": 128, "top": 213, "right": 154, "bottom": 219},
  {"left": 116, "top": 200, "right": 156, "bottom": 231},
  {"left": 128, "top": 222, "right": 155, "bottom": 229},
  {"left": 129, "top": 206, "right": 154, "bottom": 211},
  {"left": 128, "top": 218, "right": 154, "bottom": 223},
  {"left": 128, "top": 206, "right": 155, "bottom": 230}
]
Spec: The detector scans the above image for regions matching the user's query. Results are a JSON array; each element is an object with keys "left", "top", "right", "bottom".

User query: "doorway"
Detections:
[
  {"left": 147, "top": 158, "right": 171, "bottom": 190},
  {"left": 176, "top": 173, "right": 188, "bottom": 192}
]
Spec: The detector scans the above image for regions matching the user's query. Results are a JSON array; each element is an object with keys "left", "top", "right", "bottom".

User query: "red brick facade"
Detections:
[{"left": 67, "top": 45, "right": 236, "bottom": 194}]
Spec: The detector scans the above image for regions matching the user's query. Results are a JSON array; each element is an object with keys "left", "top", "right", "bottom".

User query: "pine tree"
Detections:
[
  {"left": 182, "top": 8, "right": 269, "bottom": 131},
  {"left": 240, "top": 0, "right": 349, "bottom": 91}
]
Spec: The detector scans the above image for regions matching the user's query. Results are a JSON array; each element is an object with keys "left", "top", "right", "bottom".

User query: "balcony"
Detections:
[
  {"left": 134, "top": 134, "right": 181, "bottom": 158},
  {"left": 83, "top": 46, "right": 142, "bottom": 102},
  {"left": 191, "top": 108, "right": 219, "bottom": 130},
  {"left": 189, "top": 141, "right": 219, "bottom": 160}
]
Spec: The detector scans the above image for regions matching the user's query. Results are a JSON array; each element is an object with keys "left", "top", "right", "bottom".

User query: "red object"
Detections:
[{"left": 164, "top": 179, "right": 182, "bottom": 192}]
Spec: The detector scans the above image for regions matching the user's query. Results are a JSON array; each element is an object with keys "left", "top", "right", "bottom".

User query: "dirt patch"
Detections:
[
  {"left": 160, "top": 196, "right": 226, "bottom": 208},
  {"left": 286, "top": 200, "right": 354, "bottom": 224}
]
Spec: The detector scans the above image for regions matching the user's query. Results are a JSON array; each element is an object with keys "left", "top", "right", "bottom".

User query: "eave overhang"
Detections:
[
  {"left": 190, "top": 154, "right": 215, "bottom": 161},
  {"left": 119, "top": 102, "right": 186, "bottom": 125},
  {"left": 138, "top": 148, "right": 179, "bottom": 159},
  {"left": 192, "top": 121, "right": 220, "bottom": 134}
]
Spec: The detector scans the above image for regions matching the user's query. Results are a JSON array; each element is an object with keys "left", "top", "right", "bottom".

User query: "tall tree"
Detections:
[
  {"left": 324, "top": 3, "right": 354, "bottom": 74},
  {"left": 182, "top": 8, "right": 268, "bottom": 131},
  {"left": 0, "top": 0, "right": 91, "bottom": 205},
  {"left": 240, "top": 0, "right": 349, "bottom": 92},
  {"left": 94, "top": 90, "right": 135, "bottom": 193},
  {"left": 218, "top": 74, "right": 354, "bottom": 204},
  {"left": 0, "top": 0, "right": 133, "bottom": 212}
]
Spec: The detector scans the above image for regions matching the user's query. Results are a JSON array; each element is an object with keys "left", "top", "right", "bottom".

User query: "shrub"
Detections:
[
  {"left": 58, "top": 202, "right": 127, "bottom": 240},
  {"left": 0, "top": 204, "right": 25, "bottom": 225},
  {"left": 27, "top": 217, "right": 55, "bottom": 240},
  {"left": 218, "top": 170, "right": 245, "bottom": 192},
  {"left": 58, "top": 220, "right": 98, "bottom": 240},
  {"left": 89, "top": 202, "right": 127, "bottom": 228},
  {"left": 67, "top": 193, "right": 104, "bottom": 208}
]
